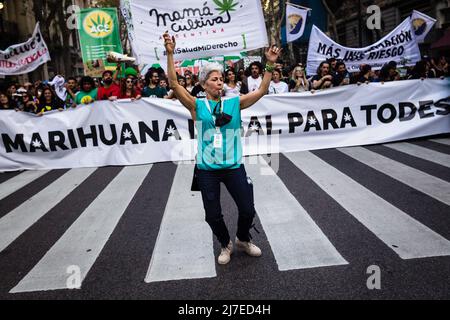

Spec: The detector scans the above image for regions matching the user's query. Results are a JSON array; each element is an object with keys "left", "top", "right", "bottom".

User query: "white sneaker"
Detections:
[
  {"left": 218, "top": 240, "right": 233, "bottom": 265},
  {"left": 235, "top": 237, "right": 262, "bottom": 257}
]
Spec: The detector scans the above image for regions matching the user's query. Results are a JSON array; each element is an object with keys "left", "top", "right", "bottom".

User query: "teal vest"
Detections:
[{"left": 195, "top": 96, "right": 242, "bottom": 170}]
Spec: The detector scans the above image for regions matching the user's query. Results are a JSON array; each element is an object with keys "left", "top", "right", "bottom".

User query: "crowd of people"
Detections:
[{"left": 0, "top": 55, "right": 448, "bottom": 115}]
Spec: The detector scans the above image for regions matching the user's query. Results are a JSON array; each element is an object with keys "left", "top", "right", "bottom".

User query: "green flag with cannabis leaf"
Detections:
[{"left": 78, "top": 8, "right": 123, "bottom": 77}]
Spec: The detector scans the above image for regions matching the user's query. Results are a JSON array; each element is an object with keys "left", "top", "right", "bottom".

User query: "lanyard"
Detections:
[{"left": 204, "top": 98, "right": 222, "bottom": 124}]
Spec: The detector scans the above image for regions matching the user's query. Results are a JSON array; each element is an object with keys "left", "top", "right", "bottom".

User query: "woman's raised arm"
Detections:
[{"left": 163, "top": 33, "right": 196, "bottom": 112}]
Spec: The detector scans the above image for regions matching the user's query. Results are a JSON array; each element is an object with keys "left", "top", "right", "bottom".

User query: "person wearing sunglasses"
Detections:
[{"left": 118, "top": 76, "right": 142, "bottom": 100}]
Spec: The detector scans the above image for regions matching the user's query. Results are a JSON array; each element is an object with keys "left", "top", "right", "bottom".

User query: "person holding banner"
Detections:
[
  {"left": 37, "top": 87, "right": 64, "bottom": 116},
  {"left": 312, "top": 61, "right": 333, "bottom": 90},
  {"left": 289, "top": 64, "right": 310, "bottom": 92},
  {"left": 97, "top": 70, "right": 121, "bottom": 101},
  {"left": 0, "top": 92, "right": 16, "bottom": 110},
  {"left": 75, "top": 76, "right": 98, "bottom": 105},
  {"left": 268, "top": 69, "right": 289, "bottom": 94},
  {"left": 163, "top": 32, "right": 282, "bottom": 265}
]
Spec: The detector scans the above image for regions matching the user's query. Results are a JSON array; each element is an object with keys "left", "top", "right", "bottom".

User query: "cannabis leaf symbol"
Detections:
[
  {"left": 88, "top": 14, "right": 111, "bottom": 32},
  {"left": 308, "top": 117, "right": 317, "bottom": 126},
  {"left": 343, "top": 113, "right": 353, "bottom": 122},
  {"left": 213, "top": 0, "right": 239, "bottom": 15},
  {"left": 249, "top": 122, "right": 261, "bottom": 131},
  {"left": 166, "top": 126, "right": 176, "bottom": 136},
  {"left": 123, "top": 129, "right": 133, "bottom": 139},
  {"left": 32, "top": 139, "right": 42, "bottom": 148}
]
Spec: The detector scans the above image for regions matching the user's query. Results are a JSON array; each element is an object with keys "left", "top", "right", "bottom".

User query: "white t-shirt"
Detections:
[
  {"left": 268, "top": 81, "right": 289, "bottom": 94},
  {"left": 247, "top": 76, "right": 262, "bottom": 92},
  {"left": 185, "top": 85, "right": 194, "bottom": 94},
  {"left": 223, "top": 82, "right": 241, "bottom": 97}
]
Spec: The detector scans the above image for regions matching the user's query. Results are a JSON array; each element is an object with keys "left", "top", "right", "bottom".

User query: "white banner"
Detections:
[
  {"left": 411, "top": 10, "right": 437, "bottom": 43},
  {"left": 0, "top": 79, "right": 449, "bottom": 171},
  {"left": 307, "top": 18, "right": 421, "bottom": 75},
  {"left": 286, "top": 4, "right": 308, "bottom": 43},
  {"left": 0, "top": 23, "right": 51, "bottom": 76},
  {"left": 127, "top": 0, "right": 268, "bottom": 65}
]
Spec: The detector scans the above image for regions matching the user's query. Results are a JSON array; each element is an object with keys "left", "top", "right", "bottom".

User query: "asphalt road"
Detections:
[{"left": 0, "top": 134, "right": 449, "bottom": 300}]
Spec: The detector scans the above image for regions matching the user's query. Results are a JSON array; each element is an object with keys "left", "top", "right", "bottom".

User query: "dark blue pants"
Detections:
[{"left": 197, "top": 165, "right": 256, "bottom": 248}]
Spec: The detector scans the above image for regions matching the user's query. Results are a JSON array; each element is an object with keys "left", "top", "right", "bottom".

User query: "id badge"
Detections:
[{"left": 213, "top": 128, "right": 222, "bottom": 149}]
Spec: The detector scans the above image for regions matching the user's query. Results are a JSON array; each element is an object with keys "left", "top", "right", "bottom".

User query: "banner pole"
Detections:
[{"left": 43, "top": 63, "right": 49, "bottom": 80}]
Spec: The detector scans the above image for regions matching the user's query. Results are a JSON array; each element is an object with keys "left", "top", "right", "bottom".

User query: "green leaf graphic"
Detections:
[{"left": 213, "top": 0, "right": 239, "bottom": 14}]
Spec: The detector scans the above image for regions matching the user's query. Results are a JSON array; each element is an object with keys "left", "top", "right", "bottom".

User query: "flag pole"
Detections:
[{"left": 286, "top": 2, "right": 312, "bottom": 11}]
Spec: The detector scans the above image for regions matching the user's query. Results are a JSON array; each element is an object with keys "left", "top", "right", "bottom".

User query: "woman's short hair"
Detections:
[{"left": 198, "top": 62, "right": 224, "bottom": 85}]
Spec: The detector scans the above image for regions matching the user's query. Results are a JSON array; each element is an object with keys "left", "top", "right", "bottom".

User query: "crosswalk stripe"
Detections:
[
  {"left": 338, "top": 147, "right": 450, "bottom": 206},
  {"left": 285, "top": 151, "right": 450, "bottom": 259},
  {"left": 0, "top": 170, "right": 50, "bottom": 201},
  {"left": 145, "top": 163, "right": 216, "bottom": 283},
  {"left": 430, "top": 138, "right": 450, "bottom": 147},
  {"left": 384, "top": 142, "right": 450, "bottom": 168},
  {"left": 10, "top": 165, "right": 152, "bottom": 293},
  {"left": 246, "top": 157, "right": 348, "bottom": 271},
  {"left": 0, "top": 171, "right": 22, "bottom": 184},
  {"left": 0, "top": 168, "right": 96, "bottom": 253}
]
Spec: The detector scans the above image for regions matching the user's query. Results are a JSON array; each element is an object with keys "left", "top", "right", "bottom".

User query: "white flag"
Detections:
[
  {"left": 411, "top": 10, "right": 436, "bottom": 43},
  {"left": 0, "top": 23, "right": 51, "bottom": 75},
  {"left": 286, "top": 4, "right": 308, "bottom": 43}
]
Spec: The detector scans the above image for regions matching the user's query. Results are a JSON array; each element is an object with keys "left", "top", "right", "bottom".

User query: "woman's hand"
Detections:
[
  {"left": 163, "top": 32, "right": 176, "bottom": 55},
  {"left": 265, "top": 45, "right": 282, "bottom": 64}
]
